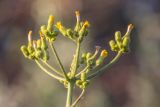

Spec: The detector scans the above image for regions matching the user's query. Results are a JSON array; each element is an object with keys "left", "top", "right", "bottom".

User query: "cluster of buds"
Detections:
[
  {"left": 80, "top": 46, "right": 108, "bottom": 71},
  {"left": 55, "top": 11, "right": 89, "bottom": 43},
  {"left": 109, "top": 24, "right": 134, "bottom": 53},
  {"left": 76, "top": 72, "right": 89, "bottom": 89},
  {"left": 20, "top": 31, "right": 49, "bottom": 61},
  {"left": 41, "top": 15, "right": 58, "bottom": 42}
]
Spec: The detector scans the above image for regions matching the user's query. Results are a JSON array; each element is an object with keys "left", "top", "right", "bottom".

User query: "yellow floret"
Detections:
[
  {"left": 101, "top": 50, "right": 108, "bottom": 58},
  {"left": 56, "top": 21, "right": 62, "bottom": 29},
  {"left": 48, "top": 15, "right": 54, "bottom": 25}
]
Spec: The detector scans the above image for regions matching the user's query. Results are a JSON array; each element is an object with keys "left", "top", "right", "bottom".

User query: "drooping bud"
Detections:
[
  {"left": 47, "top": 15, "right": 54, "bottom": 32},
  {"left": 21, "top": 45, "right": 29, "bottom": 58}
]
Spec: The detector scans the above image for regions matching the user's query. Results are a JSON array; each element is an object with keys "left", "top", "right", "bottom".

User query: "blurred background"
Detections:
[{"left": 0, "top": 0, "right": 160, "bottom": 107}]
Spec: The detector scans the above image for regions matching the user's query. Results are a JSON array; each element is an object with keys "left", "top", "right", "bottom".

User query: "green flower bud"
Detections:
[
  {"left": 35, "top": 50, "right": 42, "bottom": 58},
  {"left": 122, "top": 36, "right": 130, "bottom": 47},
  {"left": 115, "top": 31, "right": 122, "bottom": 42},
  {"left": 81, "top": 72, "right": 87, "bottom": 81},
  {"left": 96, "top": 56, "right": 104, "bottom": 66},
  {"left": 27, "top": 46, "right": 34, "bottom": 54},
  {"left": 41, "top": 37, "right": 48, "bottom": 50},
  {"left": 41, "top": 25, "right": 48, "bottom": 37},
  {"left": 122, "top": 36, "right": 130, "bottom": 52},
  {"left": 36, "top": 39, "right": 41, "bottom": 49},
  {"left": 76, "top": 80, "right": 82, "bottom": 86},
  {"left": 20, "top": 45, "right": 29, "bottom": 58},
  {"left": 42, "top": 50, "right": 49, "bottom": 61},
  {"left": 86, "top": 53, "right": 91, "bottom": 59},
  {"left": 82, "top": 81, "right": 89, "bottom": 89},
  {"left": 109, "top": 40, "right": 116, "bottom": 50},
  {"left": 28, "top": 52, "right": 35, "bottom": 60},
  {"left": 66, "top": 29, "right": 73, "bottom": 38}
]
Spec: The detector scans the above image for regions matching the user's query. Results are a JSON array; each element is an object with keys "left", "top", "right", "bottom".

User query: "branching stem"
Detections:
[
  {"left": 50, "top": 42, "right": 69, "bottom": 80},
  {"left": 35, "top": 59, "right": 65, "bottom": 81},
  {"left": 88, "top": 51, "right": 123, "bottom": 79}
]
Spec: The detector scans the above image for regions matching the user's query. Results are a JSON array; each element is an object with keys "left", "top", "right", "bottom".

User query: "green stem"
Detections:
[
  {"left": 72, "top": 89, "right": 85, "bottom": 107},
  {"left": 66, "top": 82, "right": 74, "bottom": 107},
  {"left": 35, "top": 59, "right": 65, "bottom": 81},
  {"left": 40, "top": 59, "right": 63, "bottom": 76},
  {"left": 88, "top": 51, "right": 123, "bottom": 79},
  {"left": 50, "top": 42, "right": 69, "bottom": 80},
  {"left": 72, "top": 42, "right": 80, "bottom": 76}
]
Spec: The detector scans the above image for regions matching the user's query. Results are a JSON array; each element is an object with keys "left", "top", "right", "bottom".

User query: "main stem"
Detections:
[
  {"left": 72, "top": 42, "right": 80, "bottom": 76},
  {"left": 66, "top": 81, "right": 74, "bottom": 107}
]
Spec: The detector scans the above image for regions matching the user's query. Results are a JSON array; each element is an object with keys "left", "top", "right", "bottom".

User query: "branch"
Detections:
[
  {"left": 35, "top": 59, "right": 65, "bottom": 81},
  {"left": 71, "top": 89, "right": 85, "bottom": 107},
  {"left": 87, "top": 51, "right": 123, "bottom": 79},
  {"left": 50, "top": 42, "right": 69, "bottom": 80},
  {"left": 40, "top": 59, "right": 63, "bottom": 76}
]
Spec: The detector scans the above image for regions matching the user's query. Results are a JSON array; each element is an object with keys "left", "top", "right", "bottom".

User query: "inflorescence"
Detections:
[{"left": 20, "top": 11, "right": 133, "bottom": 107}]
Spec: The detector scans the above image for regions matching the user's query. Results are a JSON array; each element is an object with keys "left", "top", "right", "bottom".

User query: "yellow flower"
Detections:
[
  {"left": 83, "top": 20, "right": 90, "bottom": 28},
  {"left": 55, "top": 21, "right": 63, "bottom": 29},
  {"left": 100, "top": 50, "right": 108, "bottom": 58},
  {"left": 48, "top": 15, "right": 54, "bottom": 25}
]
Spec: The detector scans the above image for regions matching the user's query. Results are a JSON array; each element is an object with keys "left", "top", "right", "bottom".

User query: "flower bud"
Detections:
[
  {"left": 36, "top": 39, "right": 41, "bottom": 49},
  {"left": 41, "top": 37, "right": 48, "bottom": 50},
  {"left": 47, "top": 15, "right": 54, "bottom": 32},
  {"left": 78, "top": 21, "right": 90, "bottom": 37},
  {"left": 86, "top": 52, "right": 92, "bottom": 59},
  {"left": 100, "top": 50, "right": 108, "bottom": 58},
  {"left": 96, "top": 56, "right": 104, "bottom": 66},
  {"left": 124, "top": 24, "right": 134, "bottom": 37},
  {"left": 109, "top": 40, "right": 117, "bottom": 51},
  {"left": 66, "top": 29, "right": 73, "bottom": 38},
  {"left": 55, "top": 22, "right": 67, "bottom": 36},
  {"left": 35, "top": 50, "right": 42, "bottom": 58},
  {"left": 76, "top": 80, "right": 82, "bottom": 86},
  {"left": 28, "top": 30, "right": 32, "bottom": 47},
  {"left": 82, "top": 81, "right": 89, "bottom": 89},
  {"left": 74, "top": 11, "right": 81, "bottom": 32},
  {"left": 115, "top": 31, "right": 122, "bottom": 42},
  {"left": 81, "top": 72, "right": 87, "bottom": 81},
  {"left": 21, "top": 45, "right": 29, "bottom": 58},
  {"left": 42, "top": 50, "right": 49, "bottom": 61},
  {"left": 122, "top": 36, "right": 130, "bottom": 47}
]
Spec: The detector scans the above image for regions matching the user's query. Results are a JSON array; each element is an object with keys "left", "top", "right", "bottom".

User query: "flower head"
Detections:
[{"left": 100, "top": 50, "right": 108, "bottom": 58}]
